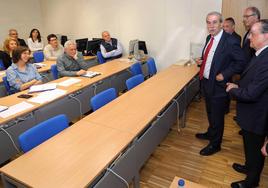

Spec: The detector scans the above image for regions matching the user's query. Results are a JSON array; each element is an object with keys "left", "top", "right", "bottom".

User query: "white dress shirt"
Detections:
[
  {"left": 203, "top": 29, "right": 223, "bottom": 79},
  {"left": 255, "top": 45, "right": 268, "bottom": 57},
  {"left": 27, "top": 38, "right": 44, "bottom": 52}
]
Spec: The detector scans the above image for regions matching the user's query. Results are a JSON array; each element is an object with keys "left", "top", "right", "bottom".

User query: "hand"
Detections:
[
  {"left": 226, "top": 82, "right": 238, "bottom": 92},
  {"left": 216, "top": 73, "right": 224, "bottom": 81},
  {"left": 195, "top": 58, "right": 202, "bottom": 66},
  {"left": 261, "top": 140, "right": 268, "bottom": 157},
  {"left": 76, "top": 70, "right": 87, "bottom": 76}
]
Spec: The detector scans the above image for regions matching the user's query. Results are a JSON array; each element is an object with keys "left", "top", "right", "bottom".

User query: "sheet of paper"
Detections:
[
  {"left": 118, "top": 58, "right": 132, "bottom": 63},
  {"left": 0, "top": 105, "right": 8, "bottom": 112},
  {"left": 29, "top": 83, "right": 57, "bottom": 93},
  {"left": 28, "top": 89, "right": 67, "bottom": 104},
  {"left": 34, "top": 63, "right": 46, "bottom": 67},
  {"left": 0, "top": 102, "right": 34, "bottom": 118},
  {"left": 82, "top": 71, "right": 101, "bottom": 78},
  {"left": 57, "top": 78, "right": 81, "bottom": 87}
]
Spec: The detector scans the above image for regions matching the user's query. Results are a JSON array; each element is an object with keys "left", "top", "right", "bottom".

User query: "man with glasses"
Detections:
[
  {"left": 43, "top": 34, "right": 64, "bottom": 61},
  {"left": 227, "top": 19, "right": 268, "bottom": 188},
  {"left": 8, "top": 29, "right": 27, "bottom": 47},
  {"left": 242, "top": 7, "right": 260, "bottom": 62}
]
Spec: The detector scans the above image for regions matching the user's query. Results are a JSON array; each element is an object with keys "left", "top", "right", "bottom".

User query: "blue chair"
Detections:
[
  {"left": 3, "top": 76, "right": 16, "bottom": 95},
  {"left": 90, "top": 88, "right": 117, "bottom": 111},
  {"left": 0, "top": 59, "right": 5, "bottom": 70},
  {"left": 130, "top": 62, "right": 143, "bottom": 76},
  {"left": 147, "top": 58, "right": 157, "bottom": 76},
  {"left": 97, "top": 51, "right": 106, "bottom": 64},
  {"left": 126, "top": 74, "right": 144, "bottom": 90},
  {"left": 18, "top": 114, "right": 69, "bottom": 153},
  {"left": 51, "top": 64, "right": 59, "bottom": 79},
  {"left": 33, "top": 51, "right": 44, "bottom": 63}
]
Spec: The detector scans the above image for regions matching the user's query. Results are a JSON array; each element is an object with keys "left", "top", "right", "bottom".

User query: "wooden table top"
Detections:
[
  {"left": 0, "top": 59, "right": 132, "bottom": 125},
  {"left": 83, "top": 64, "right": 199, "bottom": 136},
  {"left": 0, "top": 120, "right": 134, "bottom": 188}
]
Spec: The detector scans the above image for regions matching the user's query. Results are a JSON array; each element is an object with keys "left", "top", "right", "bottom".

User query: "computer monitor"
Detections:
[
  {"left": 75, "top": 38, "right": 88, "bottom": 53},
  {"left": 138, "top": 41, "right": 148, "bottom": 54},
  {"left": 86, "top": 39, "right": 102, "bottom": 56},
  {"left": 61, "top": 35, "right": 68, "bottom": 46}
]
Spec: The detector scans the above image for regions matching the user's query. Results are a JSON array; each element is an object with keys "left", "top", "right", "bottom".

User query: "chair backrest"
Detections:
[
  {"left": 51, "top": 64, "right": 59, "bottom": 80},
  {"left": 18, "top": 114, "right": 69, "bottom": 153},
  {"left": 0, "top": 59, "right": 6, "bottom": 70},
  {"left": 3, "top": 76, "right": 16, "bottom": 95},
  {"left": 147, "top": 58, "right": 157, "bottom": 76},
  {"left": 97, "top": 51, "right": 106, "bottom": 64},
  {"left": 90, "top": 88, "right": 117, "bottom": 111},
  {"left": 126, "top": 74, "right": 144, "bottom": 90},
  {"left": 33, "top": 51, "right": 44, "bottom": 63},
  {"left": 130, "top": 62, "right": 143, "bottom": 76}
]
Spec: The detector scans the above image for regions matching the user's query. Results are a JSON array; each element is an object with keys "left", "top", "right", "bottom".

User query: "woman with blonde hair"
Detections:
[{"left": 0, "top": 38, "right": 19, "bottom": 69}]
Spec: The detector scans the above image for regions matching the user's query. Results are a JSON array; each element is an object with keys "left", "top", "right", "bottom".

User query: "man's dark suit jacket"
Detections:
[
  {"left": 232, "top": 31, "right": 242, "bottom": 45},
  {"left": 230, "top": 47, "right": 268, "bottom": 135},
  {"left": 18, "top": 38, "right": 27, "bottom": 47},
  {"left": 242, "top": 31, "right": 255, "bottom": 62},
  {"left": 201, "top": 31, "right": 246, "bottom": 97}
]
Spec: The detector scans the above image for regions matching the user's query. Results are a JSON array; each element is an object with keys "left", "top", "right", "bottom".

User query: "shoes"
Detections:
[
  {"left": 239, "top": 130, "right": 243, "bottom": 135},
  {"left": 199, "top": 144, "right": 221, "bottom": 156},
  {"left": 233, "top": 116, "right": 237, "bottom": 121},
  {"left": 195, "top": 132, "right": 210, "bottom": 140},
  {"left": 231, "top": 180, "right": 258, "bottom": 188},
  {"left": 232, "top": 163, "right": 247, "bottom": 174}
]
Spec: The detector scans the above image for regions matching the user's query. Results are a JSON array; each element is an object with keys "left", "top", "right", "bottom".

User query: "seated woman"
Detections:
[
  {"left": 0, "top": 38, "right": 18, "bottom": 69},
  {"left": 6, "top": 46, "right": 42, "bottom": 91},
  {"left": 27, "top": 29, "right": 44, "bottom": 52}
]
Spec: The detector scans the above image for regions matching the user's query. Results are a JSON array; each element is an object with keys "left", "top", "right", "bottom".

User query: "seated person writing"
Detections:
[
  {"left": 43, "top": 34, "right": 64, "bottom": 61},
  {"left": 6, "top": 46, "right": 42, "bottom": 92},
  {"left": 57, "top": 40, "right": 90, "bottom": 77},
  {"left": 100, "top": 31, "right": 123, "bottom": 61}
]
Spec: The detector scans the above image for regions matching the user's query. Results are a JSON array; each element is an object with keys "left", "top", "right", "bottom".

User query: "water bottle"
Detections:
[{"left": 178, "top": 179, "right": 185, "bottom": 188}]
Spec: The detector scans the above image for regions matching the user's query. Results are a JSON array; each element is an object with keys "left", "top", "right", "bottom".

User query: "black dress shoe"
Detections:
[
  {"left": 233, "top": 116, "right": 237, "bottom": 121},
  {"left": 195, "top": 132, "right": 210, "bottom": 140},
  {"left": 199, "top": 144, "right": 221, "bottom": 156},
  {"left": 231, "top": 180, "right": 247, "bottom": 188},
  {"left": 232, "top": 163, "right": 247, "bottom": 174},
  {"left": 231, "top": 180, "right": 258, "bottom": 188}
]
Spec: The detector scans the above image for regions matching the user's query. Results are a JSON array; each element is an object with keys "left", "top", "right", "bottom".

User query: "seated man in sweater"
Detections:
[
  {"left": 100, "top": 31, "right": 123, "bottom": 61},
  {"left": 44, "top": 34, "right": 64, "bottom": 60},
  {"left": 57, "top": 40, "right": 90, "bottom": 77}
]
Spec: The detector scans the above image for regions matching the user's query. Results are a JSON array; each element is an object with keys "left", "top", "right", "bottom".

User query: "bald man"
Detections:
[{"left": 100, "top": 31, "right": 122, "bottom": 61}]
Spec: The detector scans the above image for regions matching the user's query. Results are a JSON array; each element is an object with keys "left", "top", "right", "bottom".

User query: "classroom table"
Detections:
[
  {"left": 0, "top": 58, "right": 135, "bottom": 165},
  {"left": 0, "top": 64, "right": 200, "bottom": 188}
]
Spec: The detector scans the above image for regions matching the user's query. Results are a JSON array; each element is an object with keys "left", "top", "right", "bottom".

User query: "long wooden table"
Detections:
[
  {"left": 0, "top": 64, "right": 199, "bottom": 188},
  {"left": 0, "top": 58, "right": 134, "bottom": 165}
]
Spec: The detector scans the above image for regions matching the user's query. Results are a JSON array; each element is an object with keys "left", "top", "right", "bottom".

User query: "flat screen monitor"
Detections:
[
  {"left": 138, "top": 41, "right": 148, "bottom": 54},
  {"left": 86, "top": 39, "right": 102, "bottom": 56},
  {"left": 76, "top": 38, "right": 88, "bottom": 53},
  {"left": 61, "top": 35, "right": 68, "bottom": 46}
]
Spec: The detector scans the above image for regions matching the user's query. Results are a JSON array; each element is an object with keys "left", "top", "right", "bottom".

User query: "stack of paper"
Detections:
[
  {"left": 0, "top": 102, "right": 34, "bottom": 118},
  {"left": 58, "top": 78, "right": 81, "bottom": 87},
  {"left": 82, "top": 71, "right": 101, "bottom": 78},
  {"left": 0, "top": 105, "right": 8, "bottom": 112},
  {"left": 34, "top": 63, "right": 46, "bottom": 67},
  {"left": 29, "top": 83, "right": 57, "bottom": 93},
  {"left": 28, "top": 89, "right": 67, "bottom": 104}
]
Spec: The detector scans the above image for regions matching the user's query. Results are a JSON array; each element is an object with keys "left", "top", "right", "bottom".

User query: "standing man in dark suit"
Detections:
[
  {"left": 242, "top": 7, "right": 260, "bottom": 62},
  {"left": 223, "top": 17, "right": 242, "bottom": 44},
  {"left": 195, "top": 12, "right": 246, "bottom": 156},
  {"left": 226, "top": 19, "right": 268, "bottom": 188}
]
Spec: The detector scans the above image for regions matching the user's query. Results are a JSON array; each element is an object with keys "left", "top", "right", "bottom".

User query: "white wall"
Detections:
[
  {"left": 0, "top": 0, "right": 43, "bottom": 48},
  {"left": 1, "top": 0, "right": 222, "bottom": 69},
  {"left": 40, "top": 0, "right": 222, "bottom": 70}
]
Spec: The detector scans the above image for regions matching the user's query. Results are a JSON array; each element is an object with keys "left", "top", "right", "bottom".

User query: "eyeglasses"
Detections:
[{"left": 243, "top": 14, "right": 256, "bottom": 19}]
